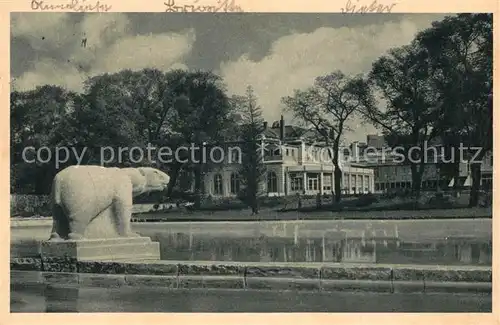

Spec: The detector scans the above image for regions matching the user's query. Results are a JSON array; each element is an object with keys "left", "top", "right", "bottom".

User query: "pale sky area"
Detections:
[{"left": 11, "top": 13, "right": 447, "bottom": 143}]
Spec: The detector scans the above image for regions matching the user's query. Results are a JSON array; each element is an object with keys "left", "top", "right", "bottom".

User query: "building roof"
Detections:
[{"left": 263, "top": 125, "right": 315, "bottom": 141}]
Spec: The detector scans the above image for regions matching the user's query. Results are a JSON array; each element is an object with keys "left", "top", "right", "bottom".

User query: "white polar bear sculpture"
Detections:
[{"left": 49, "top": 165, "right": 170, "bottom": 241}]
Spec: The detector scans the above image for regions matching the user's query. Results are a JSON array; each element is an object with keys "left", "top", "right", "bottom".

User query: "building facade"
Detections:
[
  {"left": 203, "top": 117, "right": 375, "bottom": 198},
  {"left": 348, "top": 135, "right": 493, "bottom": 193}
]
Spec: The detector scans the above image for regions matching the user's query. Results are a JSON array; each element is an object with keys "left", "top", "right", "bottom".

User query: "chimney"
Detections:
[
  {"left": 263, "top": 121, "right": 268, "bottom": 129},
  {"left": 280, "top": 115, "right": 285, "bottom": 140}
]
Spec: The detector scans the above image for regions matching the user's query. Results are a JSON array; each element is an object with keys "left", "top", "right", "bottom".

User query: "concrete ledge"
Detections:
[
  {"left": 43, "top": 257, "right": 78, "bottom": 273},
  {"left": 43, "top": 272, "right": 79, "bottom": 285},
  {"left": 392, "top": 280, "right": 426, "bottom": 293},
  {"left": 78, "top": 260, "right": 178, "bottom": 275},
  {"left": 246, "top": 277, "right": 320, "bottom": 291},
  {"left": 422, "top": 269, "right": 492, "bottom": 283},
  {"left": 392, "top": 268, "right": 426, "bottom": 281},
  {"left": 423, "top": 281, "right": 492, "bottom": 293},
  {"left": 78, "top": 273, "right": 127, "bottom": 288},
  {"left": 124, "top": 274, "right": 178, "bottom": 288},
  {"left": 11, "top": 268, "right": 492, "bottom": 294},
  {"left": 10, "top": 240, "right": 41, "bottom": 257},
  {"left": 10, "top": 258, "right": 492, "bottom": 294},
  {"left": 246, "top": 266, "right": 319, "bottom": 279},
  {"left": 178, "top": 275, "right": 245, "bottom": 289},
  {"left": 10, "top": 257, "right": 42, "bottom": 271},
  {"left": 178, "top": 264, "right": 244, "bottom": 276},
  {"left": 321, "top": 266, "right": 391, "bottom": 281},
  {"left": 11, "top": 270, "right": 43, "bottom": 284},
  {"left": 321, "top": 279, "right": 392, "bottom": 293}
]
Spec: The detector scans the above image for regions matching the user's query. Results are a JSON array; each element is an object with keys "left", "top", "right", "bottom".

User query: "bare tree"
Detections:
[{"left": 282, "top": 71, "right": 371, "bottom": 203}]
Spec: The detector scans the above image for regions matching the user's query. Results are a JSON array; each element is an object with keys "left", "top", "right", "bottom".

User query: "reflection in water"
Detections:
[
  {"left": 11, "top": 284, "right": 493, "bottom": 312},
  {"left": 150, "top": 232, "right": 492, "bottom": 265}
]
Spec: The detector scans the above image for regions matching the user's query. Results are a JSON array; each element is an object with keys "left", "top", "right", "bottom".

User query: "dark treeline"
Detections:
[{"left": 11, "top": 14, "right": 492, "bottom": 208}]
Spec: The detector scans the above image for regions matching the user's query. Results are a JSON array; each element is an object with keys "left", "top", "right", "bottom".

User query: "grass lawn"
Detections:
[{"left": 133, "top": 206, "right": 492, "bottom": 222}]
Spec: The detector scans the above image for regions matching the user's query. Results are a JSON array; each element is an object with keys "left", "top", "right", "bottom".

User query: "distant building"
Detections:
[
  {"left": 366, "top": 134, "right": 386, "bottom": 149},
  {"left": 349, "top": 135, "right": 493, "bottom": 192},
  {"left": 203, "top": 116, "right": 375, "bottom": 198}
]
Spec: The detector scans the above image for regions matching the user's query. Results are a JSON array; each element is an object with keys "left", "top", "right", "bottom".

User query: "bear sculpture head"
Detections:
[{"left": 123, "top": 167, "right": 170, "bottom": 197}]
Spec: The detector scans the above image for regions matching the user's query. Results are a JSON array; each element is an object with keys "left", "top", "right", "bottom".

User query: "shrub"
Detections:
[{"left": 11, "top": 194, "right": 51, "bottom": 217}]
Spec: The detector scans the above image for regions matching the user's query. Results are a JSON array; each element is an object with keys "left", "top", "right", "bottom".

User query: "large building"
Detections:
[
  {"left": 348, "top": 135, "right": 493, "bottom": 193},
  {"left": 203, "top": 116, "right": 375, "bottom": 198}
]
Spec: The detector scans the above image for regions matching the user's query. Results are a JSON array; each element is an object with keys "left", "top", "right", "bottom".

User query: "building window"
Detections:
[
  {"left": 230, "top": 173, "right": 240, "bottom": 194},
  {"left": 267, "top": 171, "right": 278, "bottom": 192},
  {"left": 286, "top": 149, "right": 289, "bottom": 156},
  {"left": 230, "top": 150, "right": 240, "bottom": 163},
  {"left": 307, "top": 173, "right": 319, "bottom": 191},
  {"left": 213, "top": 173, "right": 223, "bottom": 195},
  {"left": 375, "top": 183, "right": 380, "bottom": 191},
  {"left": 290, "top": 173, "right": 303, "bottom": 191}
]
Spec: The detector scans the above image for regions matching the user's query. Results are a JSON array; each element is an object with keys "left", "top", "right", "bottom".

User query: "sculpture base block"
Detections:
[{"left": 40, "top": 237, "right": 160, "bottom": 272}]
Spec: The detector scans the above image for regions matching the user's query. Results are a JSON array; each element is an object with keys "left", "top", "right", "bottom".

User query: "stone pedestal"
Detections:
[{"left": 41, "top": 237, "right": 160, "bottom": 272}]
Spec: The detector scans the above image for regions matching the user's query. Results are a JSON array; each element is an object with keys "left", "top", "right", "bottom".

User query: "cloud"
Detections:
[
  {"left": 70, "top": 13, "right": 131, "bottom": 67},
  {"left": 12, "top": 13, "right": 194, "bottom": 93},
  {"left": 11, "top": 12, "right": 69, "bottom": 37},
  {"left": 14, "top": 59, "right": 86, "bottom": 93},
  {"left": 93, "top": 30, "right": 195, "bottom": 75},
  {"left": 219, "top": 15, "right": 445, "bottom": 143},
  {"left": 11, "top": 13, "right": 74, "bottom": 50}
]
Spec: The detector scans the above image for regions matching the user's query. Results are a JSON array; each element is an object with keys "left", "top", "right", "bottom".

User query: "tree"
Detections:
[
  {"left": 416, "top": 13, "right": 493, "bottom": 206},
  {"left": 361, "top": 41, "right": 440, "bottom": 199},
  {"left": 82, "top": 69, "right": 235, "bottom": 207},
  {"left": 282, "top": 71, "right": 371, "bottom": 202},
  {"left": 236, "top": 86, "right": 266, "bottom": 215},
  {"left": 81, "top": 68, "right": 175, "bottom": 164},
  {"left": 163, "top": 70, "right": 235, "bottom": 207},
  {"left": 10, "top": 85, "right": 79, "bottom": 194}
]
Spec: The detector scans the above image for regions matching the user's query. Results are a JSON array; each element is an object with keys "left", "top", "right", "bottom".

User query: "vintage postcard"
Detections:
[{"left": 0, "top": 0, "right": 498, "bottom": 324}]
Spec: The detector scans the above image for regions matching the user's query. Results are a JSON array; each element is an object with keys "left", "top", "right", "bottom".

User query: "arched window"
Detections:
[
  {"left": 213, "top": 173, "right": 223, "bottom": 195},
  {"left": 230, "top": 173, "right": 240, "bottom": 194},
  {"left": 267, "top": 171, "right": 278, "bottom": 193}
]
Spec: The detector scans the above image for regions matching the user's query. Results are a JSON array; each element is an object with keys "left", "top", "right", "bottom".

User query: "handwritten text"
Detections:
[
  {"left": 341, "top": 0, "right": 397, "bottom": 13},
  {"left": 31, "top": 0, "right": 112, "bottom": 12},
  {"left": 164, "top": 0, "right": 243, "bottom": 13}
]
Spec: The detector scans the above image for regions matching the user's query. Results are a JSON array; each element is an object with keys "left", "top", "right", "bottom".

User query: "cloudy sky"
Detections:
[{"left": 11, "top": 13, "right": 447, "bottom": 143}]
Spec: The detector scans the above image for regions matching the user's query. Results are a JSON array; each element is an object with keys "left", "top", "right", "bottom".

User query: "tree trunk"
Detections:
[
  {"left": 468, "top": 149, "right": 486, "bottom": 207},
  {"left": 332, "top": 140, "right": 342, "bottom": 203},
  {"left": 468, "top": 163, "right": 482, "bottom": 207},
  {"left": 334, "top": 166, "right": 342, "bottom": 203},
  {"left": 253, "top": 197, "right": 260, "bottom": 215},
  {"left": 410, "top": 163, "right": 423, "bottom": 202},
  {"left": 165, "top": 164, "right": 182, "bottom": 197},
  {"left": 452, "top": 162, "right": 460, "bottom": 190},
  {"left": 193, "top": 165, "right": 202, "bottom": 208}
]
